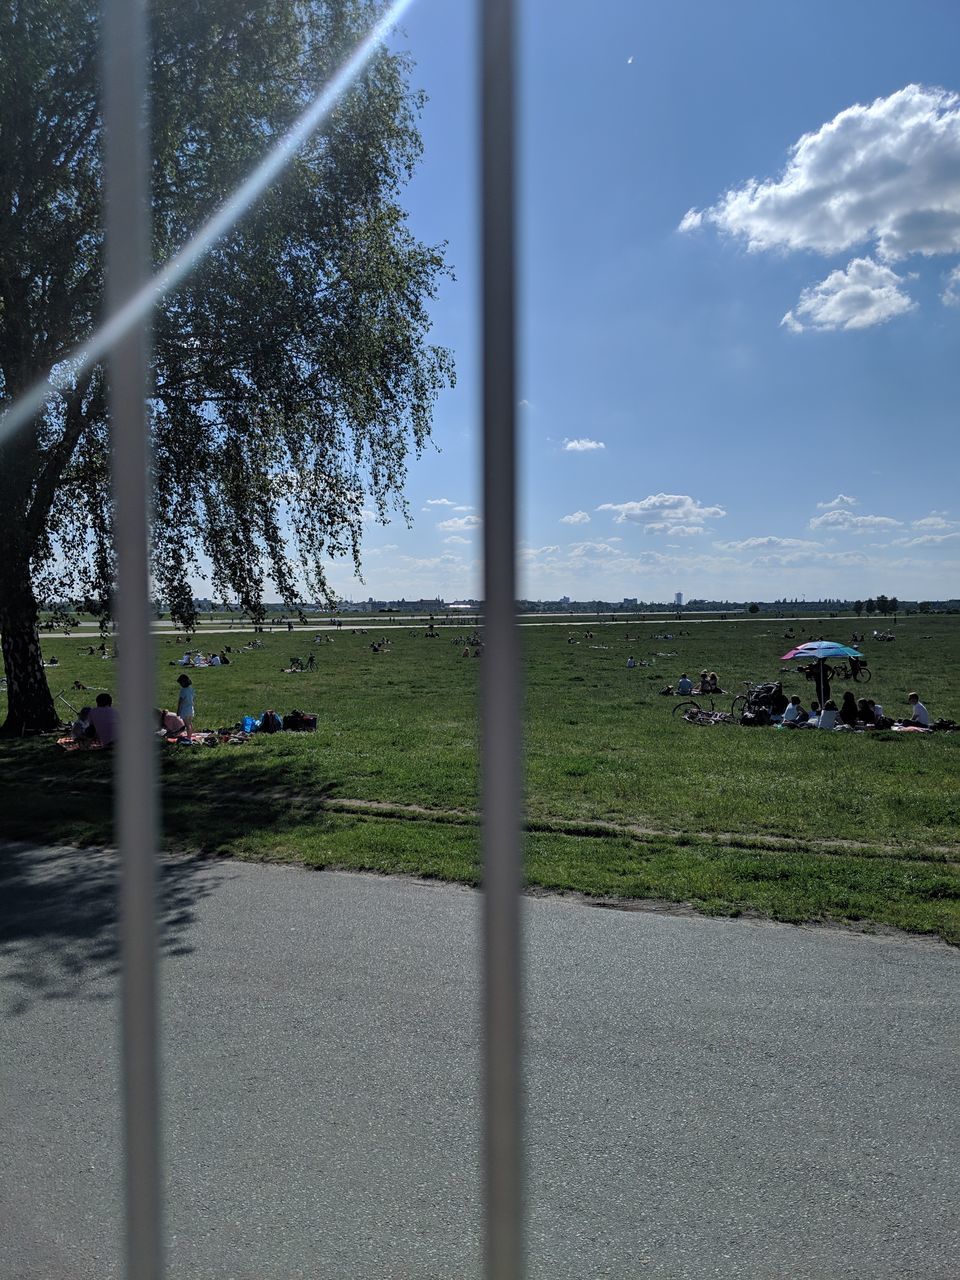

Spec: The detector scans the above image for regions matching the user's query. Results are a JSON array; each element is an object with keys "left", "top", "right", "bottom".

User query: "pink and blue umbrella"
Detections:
[{"left": 780, "top": 640, "right": 864, "bottom": 662}]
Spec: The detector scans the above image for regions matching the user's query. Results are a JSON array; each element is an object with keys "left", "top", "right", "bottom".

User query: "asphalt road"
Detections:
[{"left": 1, "top": 845, "right": 958, "bottom": 1279}]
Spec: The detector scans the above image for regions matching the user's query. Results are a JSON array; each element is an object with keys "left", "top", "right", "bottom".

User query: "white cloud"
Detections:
[
  {"left": 809, "top": 509, "right": 903, "bottom": 532},
  {"left": 560, "top": 511, "right": 591, "bottom": 525},
  {"left": 562, "top": 437, "right": 606, "bottom": 452},
  {"left": 891, "top": 531, "right": 960, "bottom": 547},
  {"left": 817, "top": 494, "right": 858, "bottom": 509},
  {"left": 782, "top": 258, "right": 916, "bottom": 332},
  {"left": 912, "top": 512, "right": 955, "bottom": 530},
  {"left": 642, "top": 523, "right": 704, "bottom": 536},
  {"left": 943, "top": 266, "right": 960, "bottom": 306},
  {"left": 425, "top": 498, "right": 454, "bottom": 506},
  {"left": 437, "top": 514, "right": 482, "bottom": 532},
  {"left": 714, "top": 536, "right": 823, "bottom": 552},
  {"left": 443, "top": 535, "right": 470, "bottom": 545},
  {"left": 569, "top": 541, "right": 621, "bottom": 558},
  {"left": 453, "top": 505, "right": 474, "bottom": 512},
  {"left": 518, "top": 399, "right": 531, "bottom": 408},
  {"left": 681, "top": 85, "right": 960, "bottom": 261},
  {"left": 597, "top": 493, "right": 726, "bottom": 529}
]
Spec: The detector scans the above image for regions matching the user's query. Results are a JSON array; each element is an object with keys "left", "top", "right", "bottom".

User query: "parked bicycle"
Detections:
[{"left": 730, "top": 680, "right": 782, "bottom": 719}]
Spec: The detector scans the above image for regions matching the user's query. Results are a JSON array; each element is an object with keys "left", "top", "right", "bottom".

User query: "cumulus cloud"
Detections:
[
  {"left": 809, "top": 509, "right": 903, "bottom": 532},
  {"left": 562, "top": 437, "right": 605, "bottom": 452},
  {"left": 597, "top": 493, "right": 726, "bottom": 529},
  {"left": 560, "top": 511, "right": 591, "bottom": 525},
  {"left": 817, "top": 494, "right": 858, "bottom": 509},
  {"left": 715, "top": 536, "right": 823, "bottom": 552},
  {"left": 437, "top": 514, "right": 482, "bottom": 532},
  {"left": 443, "top": 535, "right": 470, "bottom": 545},
  {"left": 453, "top": 505, "right": 474, "bottom": 512},
  {"left": 782, "top": 258, "right": 916, "bottom": 332},
  {"left": 425, "top": 498, "right": 454, "bottom": 506},
  {"left": 642, "top": 523, "right": 704, "bottom": 536},
  {"left": 943, "top": 266, "right": 960, "bottom": 306},
  {"left": 680, "top": 85, "right": 960, "bottom": 261},
  {"left": 912, "top": 512, "right": 955, "bottom": 529}
]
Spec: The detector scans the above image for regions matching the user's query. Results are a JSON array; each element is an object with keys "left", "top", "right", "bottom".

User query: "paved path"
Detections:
[{"left": 1, "top": 845, "right": 958, "bottom": 1279}]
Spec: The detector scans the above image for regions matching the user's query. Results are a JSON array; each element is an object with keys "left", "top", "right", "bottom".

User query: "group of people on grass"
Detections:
[
  {"left": 70, "top": 673, "right": 195, "bottom": 746},
  {"left": 174, "top": 649, "right": 230, "bottom": 667},
  {"left": 675, "top": 670, "right": 722, "bottom": 695}
]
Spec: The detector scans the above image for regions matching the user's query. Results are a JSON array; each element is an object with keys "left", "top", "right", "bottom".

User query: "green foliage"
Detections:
[{"left": 0, "top": 0, "right": 453, "bottom": 729}]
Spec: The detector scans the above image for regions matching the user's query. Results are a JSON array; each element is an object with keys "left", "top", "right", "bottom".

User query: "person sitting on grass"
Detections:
[
  {"left": 696, "top": 670, "right": 711, "bottom": 694},
  {"left": 839, "top": 690, "right": 859, "bottom": 727},
  {"left": 676, "top": 673, "right": 693, "bottom": 695},
  {"left": 219, "top": 650, "right": 230, "bottom": 665},
  {"left": 804, "top": 700, "right": 821, "bottom": 727},
  {"left": 71, "top": 706, "right": 93, "bottom": 741},
  {"left": 817, "top": 699, "right": 840, "bottom": 730},
  {"left": 626, "top": 656, "right": 636, "bottom": 669},
  {"left": 781, "top": 695, "right": 803, "bottom": 724},
  {"left": 707, "top": 671, "right": 720, "bottom": 693},
  {"left": 856, "top": 697, "right": 875, "bottom": 725},
  {"left": 768, "top": 680, "right": 788, "bottom": 721},
  {"left": 906, "top": 692, "right": 930, "bottom": 727},
  {"left": 156, "top": 707, "right": 185, "bottom": 737},
  {"left": 87, "top": 692, "right": 119, "bottom": 746}
]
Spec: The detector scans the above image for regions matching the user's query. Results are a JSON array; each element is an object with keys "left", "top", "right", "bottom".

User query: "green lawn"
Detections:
[{"left": 2, "top": 613, "right": 958, "bottom": 941}]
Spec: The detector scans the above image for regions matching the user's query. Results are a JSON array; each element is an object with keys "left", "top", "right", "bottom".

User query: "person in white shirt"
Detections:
[
  {"left": 907, "top": 692, "right": 930, "bottom": 726},
  {"left": 817, "top": 700, "right": 840, "bottom": 730},
  {"left": 782, "top": 695, "right": 802, "bottom": 724},
  {"left": 626, "top": 656, "right": 636, "bottom": 669}
]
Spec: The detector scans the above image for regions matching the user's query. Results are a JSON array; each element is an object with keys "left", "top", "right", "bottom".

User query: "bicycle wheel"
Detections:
[
  {"left": 672, "top": 699, "right": 702, "bottom": 718},
  {"left": 730, "top": 695, "right": 747, "bottom": 718},
  {"left": 853, "top": 665, "right": 871, "bottom": 683}
]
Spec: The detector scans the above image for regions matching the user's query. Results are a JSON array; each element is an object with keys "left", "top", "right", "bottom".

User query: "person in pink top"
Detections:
[{"left": 86, "top": 692, "right": 119, "bottom": 746}]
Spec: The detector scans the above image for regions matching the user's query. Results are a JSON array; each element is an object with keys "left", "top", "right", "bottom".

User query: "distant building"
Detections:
[
  {"left": 623, "top": 597, "right": 637, "bottom": 607},
  {"left": 674, "top": 591, "right": 683, "bottom": 607}
]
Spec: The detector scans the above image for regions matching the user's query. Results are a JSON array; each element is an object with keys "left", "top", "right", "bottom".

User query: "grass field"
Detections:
[{"left": 2, "top": 613, "right": 958, "bottom": 941}]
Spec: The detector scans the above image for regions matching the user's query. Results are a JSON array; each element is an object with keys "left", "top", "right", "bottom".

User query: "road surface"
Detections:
[{"left": 1, "top": 845, "right": 957, "bottom": 1278}]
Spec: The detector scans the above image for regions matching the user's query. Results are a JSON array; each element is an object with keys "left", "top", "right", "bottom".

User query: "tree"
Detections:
[
  {"left": 747, "top": 603, "right": 760, "bottom": 614},
  {"left": 875, "top": 594, "right": 890, "bottom": 615},
  {"left": 865, "top": 598, "right": 877, "bottom": 615},
  {"left": 853, "top": 600, "right": 864, "bottom": 617},
  {"left": 0, "top": 0, "right": 453, "bottom": 733}
]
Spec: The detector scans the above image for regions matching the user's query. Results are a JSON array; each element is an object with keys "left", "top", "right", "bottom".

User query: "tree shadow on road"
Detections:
[
  {"left": 0, "top": 842, "right": 218, "bottom": 1017},
  {"left": 0, "top": 744, "right": 342, "bottom": 1016}
]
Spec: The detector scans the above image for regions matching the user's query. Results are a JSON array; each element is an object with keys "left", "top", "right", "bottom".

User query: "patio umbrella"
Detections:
[
  {"left": 780, "top": 640, "right": 864, "bottom": 709},
  {"left": 780, "top": 640, "right": 864, "bottom": 662}
]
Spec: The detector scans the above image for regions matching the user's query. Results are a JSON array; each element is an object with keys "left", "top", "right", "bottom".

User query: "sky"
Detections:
[{"left": 327, "top": 0, "right": 960, "bottom": 604}]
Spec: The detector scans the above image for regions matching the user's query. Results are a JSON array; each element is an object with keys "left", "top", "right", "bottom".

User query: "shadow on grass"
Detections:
[{"left": 0, "top": 741, "right": 343, "bottom": 1014}]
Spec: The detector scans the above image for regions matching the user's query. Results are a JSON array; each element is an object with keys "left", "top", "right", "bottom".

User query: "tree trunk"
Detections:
[{"left": 0, "top": 584, "right": 59, "bottom": 735}]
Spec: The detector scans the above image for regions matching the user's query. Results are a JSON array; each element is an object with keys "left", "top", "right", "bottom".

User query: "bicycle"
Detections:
[
  {"left": 828, "top": 659, "right": 871, "bottom": 683},
  {"left": 730, "top": 680, "right": 781, "bottom": 719},
  {"left": 672, "top": 696, "right": 715, "bottom": 718}
]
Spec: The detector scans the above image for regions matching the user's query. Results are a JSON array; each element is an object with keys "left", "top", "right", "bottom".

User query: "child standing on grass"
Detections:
[{"left": 176, "top": 673, "right": 195, "bottom": 737}]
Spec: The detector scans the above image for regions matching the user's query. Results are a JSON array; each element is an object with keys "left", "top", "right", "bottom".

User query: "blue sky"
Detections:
[{"left": 324, "top": 0, "right": 960, "bottom": 604}]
